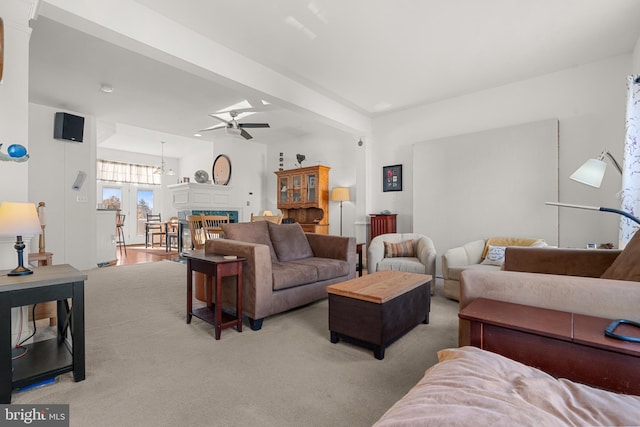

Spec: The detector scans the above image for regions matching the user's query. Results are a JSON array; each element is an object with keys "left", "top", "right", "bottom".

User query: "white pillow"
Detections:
[{"left": 481, "top": 245, "right": 506, "bottom": 266}]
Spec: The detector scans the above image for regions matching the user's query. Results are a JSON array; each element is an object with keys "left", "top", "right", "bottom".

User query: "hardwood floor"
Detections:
[{"left": 115, "top": 245, "right": 181, "bottom": 266}]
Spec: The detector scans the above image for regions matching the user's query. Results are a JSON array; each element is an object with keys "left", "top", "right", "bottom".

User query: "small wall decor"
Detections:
[
  {"left": 212, "top": 154, "right": 232, "bottom": 185},
  {"left": 279, "top": 152, "right": 284, "bottom": 171},
  {"left": 383, "top": 164, "right": 402, "bottom": 192},
  {"left": 0, "top": 143, "right": 29, "bottom": 163}
]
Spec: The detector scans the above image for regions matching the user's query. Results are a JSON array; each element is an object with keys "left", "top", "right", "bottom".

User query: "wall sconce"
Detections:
[
  {"left": 0, "top": 202, "right": 43, "bottom": 276},
  {"left": 570, "top": 150, "right": 622, "bottom": 188},
  {"left": 331, "top": 187, "right": 350, "bottom": 236}
]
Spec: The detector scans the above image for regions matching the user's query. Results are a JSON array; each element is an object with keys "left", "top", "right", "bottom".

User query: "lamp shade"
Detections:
[
  {"left": 569, "top": 158, "right": 607, "bottom": 188},
  {"left": 0, "top": 202, "right": 43, "bottom": 236},
  {"left": 331, "top": 187, "right": 350, "bottom": 202}
]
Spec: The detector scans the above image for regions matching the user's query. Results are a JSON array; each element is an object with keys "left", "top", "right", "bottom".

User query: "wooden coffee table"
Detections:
[{"left": 327, "top": 270, "right": 432, "bottom": 359}]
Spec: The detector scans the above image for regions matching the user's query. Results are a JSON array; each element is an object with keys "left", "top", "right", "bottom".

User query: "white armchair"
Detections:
[{"left": 367, "top": 233, "right": 437, "bottom": 295}]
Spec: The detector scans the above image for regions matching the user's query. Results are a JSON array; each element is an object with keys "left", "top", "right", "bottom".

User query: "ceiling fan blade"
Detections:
[
  {"left": 238, "top": 123, "right": 270, "bottom": 129},
  {"left": 199, "top": 124, "right": 226, "bottom": 132},
  {"left": 207, "top": 114, "right": 232, "bottom": 126},
  {"left": 215, "top": 105, "right": 275, "bottom": 115},
  {"left": 240, "top": 128, "right": 253, "bottom": 140}
]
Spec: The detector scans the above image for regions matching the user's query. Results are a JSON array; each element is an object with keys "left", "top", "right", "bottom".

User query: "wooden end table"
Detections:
[
  {"left": 459, "top": 298, "right": 640, "bottom": 394},
  {"left": 327, "top": 270, "right": 431, "bottom": 359},
  {"left": 184, "top": 250, "right": 245, "bottom": 340}
]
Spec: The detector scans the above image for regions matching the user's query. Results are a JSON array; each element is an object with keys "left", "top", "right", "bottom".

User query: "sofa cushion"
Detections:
[
  {"left": 378, "top": 257, "right": 426, "bottom": 274},
  {"left": 384, "top": 240, "right": 415, "bottom": 258},
  {"left": 601, "top": 230, "right": 640, "bottom": 282},
  {"left": 482, "top": 237, "right": 543, "bottom": 258},
  {"left": 221, "top": 221, "right": 279, "bottom": 263},
  {"left": 271, "top": 261, "right": 318, "bottom": 290},
  {"left": 289, "top": 257, "right": 350, "bottom": 281},
  {"left": 448, "top": 263, "right": 500, "bottom": 281},
  {"left": 267, "top": 222, "right": 314, "bottom": 261},
  {"left": 480, "top": 245, "right": 506, "bottom": 266}
]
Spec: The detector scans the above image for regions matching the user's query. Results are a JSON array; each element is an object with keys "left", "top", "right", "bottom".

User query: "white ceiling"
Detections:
[{"left": 28, "top": 0, "right": 640, "bottom": 158}]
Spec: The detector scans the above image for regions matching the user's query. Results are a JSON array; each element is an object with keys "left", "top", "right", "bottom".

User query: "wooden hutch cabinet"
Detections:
[{"left": 275, "top": 165, "right": 330, "bottom": 234}]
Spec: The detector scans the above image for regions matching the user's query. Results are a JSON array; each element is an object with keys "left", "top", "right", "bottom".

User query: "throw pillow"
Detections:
[
  {"left": 384, "top": 240, "right": 415, "bottom": 258},
  {"left": 267, "top": 222, "right": 314, "bottom": 261},
  {"left": 600, "top": 230, "right": 640, "bottom": 281},
  {"left": 480, "top": 245, "right": 506, "bottom": 266},
  {"left": 221, "top": 221, "right": 279, "bottom": 263}
]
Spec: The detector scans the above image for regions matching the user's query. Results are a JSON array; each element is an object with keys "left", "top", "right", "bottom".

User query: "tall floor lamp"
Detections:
[{"left": 331, "top": 187, "right": 350, "bottom": 236}]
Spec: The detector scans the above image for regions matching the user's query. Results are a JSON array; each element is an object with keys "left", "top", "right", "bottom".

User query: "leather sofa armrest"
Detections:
[
  {"left": 503, "top": 247, "right": 620, "bottom": 277},
  {"left": 205, "top": 238, "right": 273, "bottom": 320}
]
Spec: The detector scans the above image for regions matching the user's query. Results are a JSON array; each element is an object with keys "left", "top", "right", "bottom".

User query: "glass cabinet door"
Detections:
[
  {"left": 292, "top": 175, "right": 302, "bottom": 203},
  {"left": 279, "top": 177, "right": 289, "bottom": 203},
  {"left": 306, "top": 173, "right": 317, "bottom": 203}
]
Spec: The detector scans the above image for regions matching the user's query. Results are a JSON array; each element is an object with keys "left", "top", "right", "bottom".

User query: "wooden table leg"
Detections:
[
  {"left": 186, "top": 259, "right": 193, "bottom": 324},
  {"left": 215, "top": 266, "right": 223, "bottom": 340}
]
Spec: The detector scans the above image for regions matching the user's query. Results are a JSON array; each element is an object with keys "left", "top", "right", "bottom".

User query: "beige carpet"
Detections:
[{"left": 12, "top": 261, "right": 458, "bottom": 427}]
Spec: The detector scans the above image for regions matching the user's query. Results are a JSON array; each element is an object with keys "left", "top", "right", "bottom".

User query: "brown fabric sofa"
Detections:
[
  {"left": 458, "top": 245, "right": 639, "bottom": 346},
  {"left": 205, "top": 221, "right": 355, "bottom": 330}
]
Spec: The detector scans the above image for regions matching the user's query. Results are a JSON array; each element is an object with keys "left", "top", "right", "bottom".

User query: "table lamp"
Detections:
[
  {"left": 0, "top": 202, "right": 43, "bottom": 276},
  {"left": 331, "top": 187, "right": 350, "bottom": 236}
]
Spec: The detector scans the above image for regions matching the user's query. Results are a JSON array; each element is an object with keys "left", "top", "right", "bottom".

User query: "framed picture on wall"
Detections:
[{"left": 383, "top": 164, "right": 402, "bottom": 192}]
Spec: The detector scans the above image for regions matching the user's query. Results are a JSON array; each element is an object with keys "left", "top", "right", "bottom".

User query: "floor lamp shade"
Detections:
[
  {"left": 331, "top": 187, "right": 350, "bottom": 236},
  {"left": 0, "top": 202, "right": 43, "bottom": 276},
  {"left": 570, "top": 158, "right": 608, "bottom": 188},
  {"left": 570, "top": 150, "right": 623, "bottom": 188},
  {"left": 331, "top": 187, "right": 350, "bottom": 202}
]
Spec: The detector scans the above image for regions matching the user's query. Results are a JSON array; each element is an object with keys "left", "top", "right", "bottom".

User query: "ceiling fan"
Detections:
[{"left": 200, "top": 109, "right": 270, "bottom": 140}]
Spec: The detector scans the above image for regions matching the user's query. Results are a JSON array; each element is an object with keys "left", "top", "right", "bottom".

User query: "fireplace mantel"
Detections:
[{"left": 168, "top": 182, "right": 235, "bottom": 210}]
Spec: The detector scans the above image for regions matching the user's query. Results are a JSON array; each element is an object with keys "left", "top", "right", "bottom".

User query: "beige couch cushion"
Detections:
[
  {"left": 222, "top": 221, "right": 279, "bottom": 263},
  {"left": 268, "top": 222, "right": 314, "bottom": 261},
  {"left": 289, "top": 257, "right": 351, "bottom": 281},
  {"left": 271, "top": 262, "right": 318, "bottom": 290}
]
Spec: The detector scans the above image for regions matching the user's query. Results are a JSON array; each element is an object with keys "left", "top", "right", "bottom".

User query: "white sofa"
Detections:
[{"left": 441, "top": 237, "right": 545, "bottom": 300}]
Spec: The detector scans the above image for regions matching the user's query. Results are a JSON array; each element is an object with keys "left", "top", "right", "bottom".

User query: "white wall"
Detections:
[
  {"left": 28, "top": 103, "right": 97, "bottom": 270},
  {"left": 179, "top": 136, "right": 267, "bottom": 222},
  {"left": 372, "top": 54, "right": 631, "bottom": 250},
  {"left": 0, "top": 1, "right": 35, "bottom": 269},
  {"left": 264, "top": 129, "right": 366, "bottom": 240}
]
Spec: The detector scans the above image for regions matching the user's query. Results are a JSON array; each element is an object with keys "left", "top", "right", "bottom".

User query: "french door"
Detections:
[{"left": 98, "top": 182, "right": 161, "bottom": 245}]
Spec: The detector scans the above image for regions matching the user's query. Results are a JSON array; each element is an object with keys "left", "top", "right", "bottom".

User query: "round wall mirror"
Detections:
[{"left": 212, "top": 154, "right": 231, "bottom": 185}]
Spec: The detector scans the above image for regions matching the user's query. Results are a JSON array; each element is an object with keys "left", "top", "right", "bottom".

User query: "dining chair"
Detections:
[
  {"left": 186, "top": 215, "right": 206, "bottom": 249},
  {"left": 200, "top": 214, "right": 230, "bottom": 239},
  {"left": 250, "top": 213, "right": 283, "bottom": 224},
  {"left": 146, "top": 213, "right": 164, "bottom": 248},
  {"left": 165, "top": 216, "right": 179, "bottom": 252}
]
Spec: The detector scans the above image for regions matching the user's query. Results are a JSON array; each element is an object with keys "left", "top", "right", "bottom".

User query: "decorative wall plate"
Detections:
[
  {"left": 194, "top": 169, "right": 209, "bottom": 183},
  {"left": 212, "top": 154, "right": 231, "bottom": 185}
]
